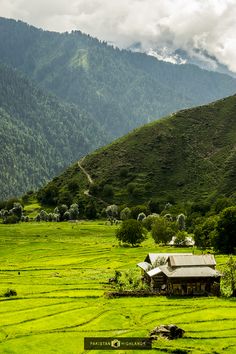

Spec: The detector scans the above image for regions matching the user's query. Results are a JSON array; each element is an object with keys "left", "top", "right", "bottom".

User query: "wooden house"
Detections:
[{"left": 137, "top": 254, "right": 221, "bottom": 295}]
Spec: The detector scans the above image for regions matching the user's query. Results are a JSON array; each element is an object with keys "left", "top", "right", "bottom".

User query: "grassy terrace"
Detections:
[{"left": 0, "top": 221, "right": 235, "bottom": 353}]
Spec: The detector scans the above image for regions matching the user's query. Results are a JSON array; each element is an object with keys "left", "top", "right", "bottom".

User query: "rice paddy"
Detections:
[{"left": 0, "top": 221, "right": 235, "bottom": 353}]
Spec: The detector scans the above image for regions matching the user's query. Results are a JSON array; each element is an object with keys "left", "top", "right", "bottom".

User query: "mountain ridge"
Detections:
[
  {"left": 1, "top": 17, "right": 236, "bottom": 139},
  {"left": 37, "top": 94, "right": 236, "bottom": 208}
]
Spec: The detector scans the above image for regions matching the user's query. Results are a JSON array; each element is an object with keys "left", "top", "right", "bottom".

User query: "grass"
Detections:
[
  {"left": 0, "top": 221, "right": 235, "bottom": 353},
  {"left": 42, "top": 94, "right": 236, "bottom": 207}
]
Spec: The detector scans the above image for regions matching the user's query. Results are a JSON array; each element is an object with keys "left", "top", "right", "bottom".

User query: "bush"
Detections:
[
  {"left": 3, "top": 215, "right": 19, "bottom": 224},
  {"left": 114, "top": 269, "right": 147, "bottom": 291},
  {"left": 4, "top": 288, "right": 17, "bottom": 297}
]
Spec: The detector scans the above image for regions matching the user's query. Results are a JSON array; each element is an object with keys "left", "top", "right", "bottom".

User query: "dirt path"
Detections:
[
  {"left": 78, "top": 157, "right": 94, "bottom": 185},
  {"left": 78, "top": 158, "right": 107, "bottom": 206}
]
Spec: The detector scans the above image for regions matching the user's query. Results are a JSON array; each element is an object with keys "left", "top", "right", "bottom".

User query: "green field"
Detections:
[{"left": 0, "top": 222, "right": 235, "bottom": 354}]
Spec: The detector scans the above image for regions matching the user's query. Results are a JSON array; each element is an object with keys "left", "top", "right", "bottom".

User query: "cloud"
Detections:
[{"left": 0, "top": 0, "right": 236, "bottom": 72}]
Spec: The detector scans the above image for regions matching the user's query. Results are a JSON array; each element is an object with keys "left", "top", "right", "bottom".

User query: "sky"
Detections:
[{"left": 0, "top": 0, "right": 236, "bottom": 72}]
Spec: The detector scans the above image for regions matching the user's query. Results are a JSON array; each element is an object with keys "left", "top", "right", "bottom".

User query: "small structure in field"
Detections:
[
  {"left": 137, "top": 253, "right": 221, "bottom": 295},
  {"left": 169, "top": 236, "right": 195, "bottom": 247}
]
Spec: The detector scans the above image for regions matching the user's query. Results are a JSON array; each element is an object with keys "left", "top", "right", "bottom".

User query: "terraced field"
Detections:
[{"left": 0, "top": 222, "right": 235, "bottom": 353}]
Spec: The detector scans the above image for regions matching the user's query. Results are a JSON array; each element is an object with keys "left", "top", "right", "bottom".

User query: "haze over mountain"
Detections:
[
  {"left": 1, "top": 0, "right": 236, "bottom": 74},
  {"left": 129, "top": 44, "right": 236, "bottom": 78},
  {"left": 1, "top": 17, "right": 236, "bottom": 138},
  {"left": 38, "top": 94, "right": 236, "bottom": 207}
]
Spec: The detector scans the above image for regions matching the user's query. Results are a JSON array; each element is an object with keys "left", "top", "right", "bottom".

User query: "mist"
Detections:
[{"left": 0, "top": 0, "right": 236, "bottom": 72}]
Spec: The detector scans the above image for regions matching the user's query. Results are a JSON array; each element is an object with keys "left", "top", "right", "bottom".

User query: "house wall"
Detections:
[{"left": 166, "top": 277, "right": 220, "bottom": 296}]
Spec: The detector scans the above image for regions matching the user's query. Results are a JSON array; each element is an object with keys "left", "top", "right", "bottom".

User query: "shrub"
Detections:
[
  {"left": 4, "top": 288, "right": 17, "bottom": 297},
  {"left": 3, "top": 215, "right": 19, "bottom": 224}
]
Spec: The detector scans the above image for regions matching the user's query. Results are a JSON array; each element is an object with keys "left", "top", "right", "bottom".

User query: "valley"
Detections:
[{"left": 0, "top": 221, "right": 235, "bottom": 354}]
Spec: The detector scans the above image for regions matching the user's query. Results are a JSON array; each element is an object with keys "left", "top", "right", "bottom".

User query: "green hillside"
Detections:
[
  {"left": 1, "top": 17, "right": 236, "bottom": 138},
  {"left": 0, "top": 64, "right": 108, "bottom": 199},
  {"left": 38, "top": 95, "right": 236, "bottom": 207}
]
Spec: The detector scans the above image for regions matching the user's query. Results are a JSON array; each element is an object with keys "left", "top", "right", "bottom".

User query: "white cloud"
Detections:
[{"left": 0, "top": 0, "right": 236, "bottom": 72}]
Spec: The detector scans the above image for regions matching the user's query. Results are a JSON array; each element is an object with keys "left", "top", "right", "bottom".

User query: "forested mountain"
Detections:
[
  {"left": 38, "top": 95, "right": 236, "bottom": 207},
  {"left": 1, "top": 17, "right": 236, "bottom": 138},
  {"left": 0, "top": 64, "right": 107, "bottom": 199}
]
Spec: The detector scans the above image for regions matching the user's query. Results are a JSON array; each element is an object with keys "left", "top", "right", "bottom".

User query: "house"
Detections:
[{"left": 137, "top": 253, "right": 221, "bottom": 295}]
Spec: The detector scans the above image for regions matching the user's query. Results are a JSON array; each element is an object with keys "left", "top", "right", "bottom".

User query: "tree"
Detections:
[
  {"left": 137, "top": 212, "right": 146, "bottom": 221},
  {"left": 120, "top": 207, "right": 131, "bottom": 221},
  {"left": 142, "top": 214, "right": 159, "bottom": 231},
  {"left": 103, "top": 184, "right": 114, "bottom": 198},
  {"left": 177, "top": 213, "right": 186, "bottom": 230},
  {"left": 116, "top": 220, "right": 147, "bottom": 246},
  {"left": 106, "top": 204, "right": 118, "bottom": 219},
  {"left": 11, "top": 202, "right": 23, "bottom": 219},
  {"left": 130, "top": 205, "right": 148, "bottom": 219},
  {"left": 54, "top": 204, "right": 68, "bottom": 221},
  {"left": 85, "top": 201, "right": 97, "bottom": 219},
  {"left": 213, "top": 206, "right": 236, "bottom": 254},
  {"left": 148, "top": 199, "right": 161, "bottom": 214},
  {"left": 39, "top": 210, "right": 48, "bottom": 221},
  {"left": 69, "top": 203, "right": 79, "bottom": 220},
  {"left": 221, "top": 256, "right": 236, "bottom": 297},
  {"left": 151, "top": 217, "right": 175, "bottom": 245},
  {"left": 194, "top": 216, "right": 218, "bottom": 249}
]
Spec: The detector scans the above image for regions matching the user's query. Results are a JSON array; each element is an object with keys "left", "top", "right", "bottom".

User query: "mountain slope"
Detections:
[
  {"left": 0, "top": 64, "right": 108, "bottom": 199},
  {"left": 1, "top": 17, "right": 236, "bottom": 138},
  {"left": 38, "top": 95, "right": 236, "bottom": 206}
]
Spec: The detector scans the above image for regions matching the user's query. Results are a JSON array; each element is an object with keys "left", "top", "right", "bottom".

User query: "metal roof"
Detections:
[
  {"left": 137, "top": 262, "right": 151, "bottom": 271},
  {"left": 147, "top": 267, "right": 163, "bottom": 277},
  {"left": 159, "top": 265, "right": 221, "bottom": 278},
  {"left": 169, "top": 254, "right": 216, "bottom": 267},
  {"left": 145, "top": 253, "right": 192, "bottom": 266},
  {"left": 169, "top": 236, "right": 195, "bottom": 246}
]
